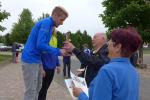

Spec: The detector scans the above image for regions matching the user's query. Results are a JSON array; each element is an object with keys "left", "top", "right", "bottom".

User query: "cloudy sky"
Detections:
[{"left": 1, "top": 0, "right": 107, "bottom": 37}]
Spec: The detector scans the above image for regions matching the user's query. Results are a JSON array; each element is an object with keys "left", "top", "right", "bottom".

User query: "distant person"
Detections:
[
  {"left": 12, "top": 42, "right": 17, "bottom": 63},
  {"left": 15, "top": 43, "right": 21, "bottom": 63},
  {"left": 63, "top": 55, "right": 71, "bottom": 78},
  {"left": 72, "top": 27, "right": 142, "bottom": 100},
  {"left": 130, "top": 51, "right": 138, "bottom": 66},
  {"left": 83, "top": 44, "right": 91, "bottom": 56},
  {"left": 78, "top": 44, "right": 91, "bottom": 77},
  {"left": 38, "top": 28, "right": 61, "bottom": 100},
  {"left": 21, "top": 6, "right": 68, "bottom": 100}
]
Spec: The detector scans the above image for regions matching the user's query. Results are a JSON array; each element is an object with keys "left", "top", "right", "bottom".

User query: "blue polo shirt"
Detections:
[{"left": 78, "top": 57, "right": 139, "bottom": 100}]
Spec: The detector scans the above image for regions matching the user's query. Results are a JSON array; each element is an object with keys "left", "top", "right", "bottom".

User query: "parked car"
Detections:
[{"left": 0, "top": 43, "right": 11, "bottom": 51}]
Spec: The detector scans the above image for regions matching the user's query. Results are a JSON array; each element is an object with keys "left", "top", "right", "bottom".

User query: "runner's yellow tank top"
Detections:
[{"left": 49, "top": 34, "right": 57, "bottom": 48}]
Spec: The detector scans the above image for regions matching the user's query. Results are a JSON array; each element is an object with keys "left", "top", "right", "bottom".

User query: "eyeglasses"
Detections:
[{"left": 107, "top": 40, "right": 116, "bottom": 45}]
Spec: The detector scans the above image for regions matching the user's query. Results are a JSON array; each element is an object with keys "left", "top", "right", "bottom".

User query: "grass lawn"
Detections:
[
  {"left": 143, "top": 49, "right": 150, "bottom": 54},
  {"left": 0, "top": 54, "right": 12, "bottom": 62}
]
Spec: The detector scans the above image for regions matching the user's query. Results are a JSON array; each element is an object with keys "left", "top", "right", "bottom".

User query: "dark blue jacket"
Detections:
[
  {"left": 41, "top": 53, "right": 60, "bottom": 70},
  {"left": 63, "top": 56, "right": 71, "bottom": 64}
]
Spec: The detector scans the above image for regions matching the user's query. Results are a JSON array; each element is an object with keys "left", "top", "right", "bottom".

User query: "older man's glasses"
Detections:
[{"left": 107, "top": 40, "right": 116, "bottom": 45}]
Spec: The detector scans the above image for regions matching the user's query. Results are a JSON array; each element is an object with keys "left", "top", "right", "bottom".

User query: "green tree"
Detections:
[
  {"left": 74, "top": 30, "right": 83, "bottom": 49},
  {"left": 57, "top": 31, "right": 65, "bottom": 48},
  {"left": 0, "top": 33, "right": 11, "bottom": 45},
  {"left": 69, "top": 32, "right": 78, "bottom": 48},
  {"left": 82, "top": 30, "right": 92, "bottom": 49},
  {"left": 4, "top": 33, "right": 11, "bottom": 45},
  {"left": 0, "top": 2, "right": 10, "bottom": 32},
  {"left": 37, "top": 13, "right": 49, "bottom": 21},
  {"left": 0, "top": 35, "right": 4, "bottom": 43},
  {"left": 100, "top": 0, "right": 150, "bottom": 67},
  {"left": 69, "top": 30, "right": 92, "bottom": 49},
  {"left": 10, "top": 8, "right": 34, "bottom": 44}
]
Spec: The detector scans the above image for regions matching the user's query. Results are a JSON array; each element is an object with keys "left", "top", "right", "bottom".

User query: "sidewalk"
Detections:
[
  {"left": 0, "top": 53, "right": 150, "bottom": 100},
  {"left": 0, "top": 62, "right": 72, "bottom": 100}
]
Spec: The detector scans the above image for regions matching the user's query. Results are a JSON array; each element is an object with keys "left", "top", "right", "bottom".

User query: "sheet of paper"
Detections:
[
  {"left": 65, "top": 72, "right": 89, "bottom": 99},
  {"left": 70, "top": 72, "right": 89, "bottom": 97},
  {"left": 64, "top": 79, "right": 77, "bottom": 100}
]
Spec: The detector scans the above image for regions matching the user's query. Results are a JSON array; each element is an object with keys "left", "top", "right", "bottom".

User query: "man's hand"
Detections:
[
  {"left": 56, "top": 67, "right": 61, "bottom": 74},
  {"left": 72, "top": 87, "right": 83, "bottom": 97},
  {"left": 60, "top": 49, "right": 71, "bottom": 56},
  {"left": 76, "top": 68, "right": 85, "bottom": 76},
  {"left": 63, "top": 41, "right": 75, "bottom": 52}
]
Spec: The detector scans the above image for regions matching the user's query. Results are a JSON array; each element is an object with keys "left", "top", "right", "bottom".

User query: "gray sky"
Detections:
[{"left": 1, "top": 0, "right": 107, "bottom": 37}]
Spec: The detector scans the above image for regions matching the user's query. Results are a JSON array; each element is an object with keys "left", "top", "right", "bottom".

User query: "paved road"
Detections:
[
  {"left": 0, "top": 53, "right": 150, "bottom": 100},
  {"left": 141, "top": 77, "right": 150, "bottom": 100},
  {"left": 143, "top": 54, "right": 150, "bottom": 66},
  {"left": 0, "top": 56, "right": 73, "bottom": 100}
]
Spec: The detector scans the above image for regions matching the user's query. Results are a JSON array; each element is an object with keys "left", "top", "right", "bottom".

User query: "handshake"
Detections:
[{"left": 60, "top": 41, "right": 75, "bottom": 56}]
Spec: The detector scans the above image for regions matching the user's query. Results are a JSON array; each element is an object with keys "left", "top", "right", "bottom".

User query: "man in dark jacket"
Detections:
[{"left": 64, "top": 33, "right": 110, "bottom": 87}]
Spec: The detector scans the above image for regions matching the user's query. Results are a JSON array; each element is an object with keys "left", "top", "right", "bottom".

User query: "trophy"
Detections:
[{"left": 65, "top": 31, "right": 71, "bottom": 42}]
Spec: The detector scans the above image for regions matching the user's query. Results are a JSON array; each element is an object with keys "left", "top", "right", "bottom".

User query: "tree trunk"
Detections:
[{"left": 138, "top": 42, "right": 147, "bottom": 68}]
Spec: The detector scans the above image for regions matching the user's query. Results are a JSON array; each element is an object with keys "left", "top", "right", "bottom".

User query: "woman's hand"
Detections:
[{"left": 72, "top": 87, "right": 83, "bottom": 97}]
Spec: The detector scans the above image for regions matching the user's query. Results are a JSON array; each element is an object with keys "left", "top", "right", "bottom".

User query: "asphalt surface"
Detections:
[{"left": 0, "top": 52, "right": 150, "bottom": 100}]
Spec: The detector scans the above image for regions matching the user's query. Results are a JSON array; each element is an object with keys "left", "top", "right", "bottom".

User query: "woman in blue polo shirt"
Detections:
[{"left": 72, "top": 27, "right": 142, "bottom": 100}]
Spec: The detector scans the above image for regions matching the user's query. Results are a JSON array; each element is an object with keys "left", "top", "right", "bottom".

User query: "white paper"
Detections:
[
  {"left": 70, "top": 72, "right": 89, "bottom": 97},
  {"left": 64, "top": 79, "right": 77, "bottom": 100},
  {"left": 64, "top": 72, "right": 89, "bottom": 99}
]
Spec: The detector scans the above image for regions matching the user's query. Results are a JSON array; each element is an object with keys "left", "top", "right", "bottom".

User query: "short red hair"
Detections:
[{"left": 110, "top": 27, "right": 142, "bottom": 57}]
